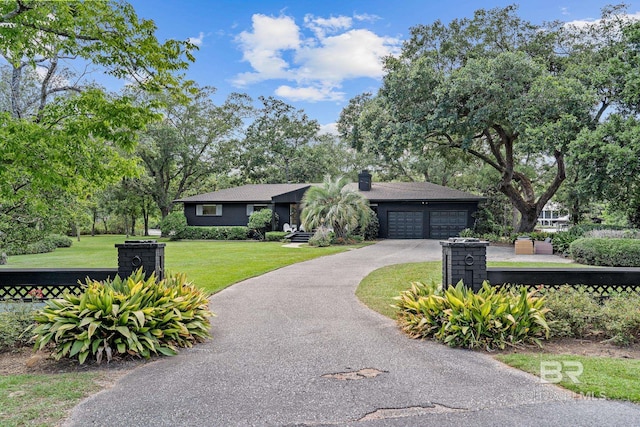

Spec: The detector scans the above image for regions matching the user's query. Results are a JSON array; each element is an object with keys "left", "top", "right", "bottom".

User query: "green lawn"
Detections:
[
  {"left": 495, "top": 354, "right": 640, "bottom": 403},
  {"left": 0, "top": 372, "right": 103, "bottom": 427},
  {"left": 0, "top": 235, "right": 356, "bottom": 426},
  {"left": 0, "top": 235, "right": 352, "bottom": 293},
  {"left": 356, "top": 260, "right": 583, "bottom": 319},
  {"left": 355, "top": 261, "right": 442, "bottom": 318}
]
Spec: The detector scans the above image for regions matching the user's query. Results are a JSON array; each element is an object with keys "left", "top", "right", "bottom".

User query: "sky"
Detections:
[{"left": 116, "top": 0, "right": 640, "bottom": 133}]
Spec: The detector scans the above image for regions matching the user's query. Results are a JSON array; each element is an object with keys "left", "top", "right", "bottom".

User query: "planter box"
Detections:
[
  {"left": 534, "top": 241, "right": 553, "bottom": 255},
  {"left": 514, "top": 239, "right": 534, "bottom": 255}
]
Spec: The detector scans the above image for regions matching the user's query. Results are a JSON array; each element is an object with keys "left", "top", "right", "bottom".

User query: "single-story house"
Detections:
[{"left": 174, "top": 171, "right": 484, "bottom": 239}]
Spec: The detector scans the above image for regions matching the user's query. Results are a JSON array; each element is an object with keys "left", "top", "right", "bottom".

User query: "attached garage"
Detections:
[
  {"left": 388, "top": 211, "right": 424, "bottom": 239},
  {"left": 429, "top": 211, "right": 468, "bottom": 239}
]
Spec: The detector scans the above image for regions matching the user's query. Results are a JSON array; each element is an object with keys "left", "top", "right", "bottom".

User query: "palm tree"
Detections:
[{"left": 300, "top": 176, "right": 370, "bottom": 240}]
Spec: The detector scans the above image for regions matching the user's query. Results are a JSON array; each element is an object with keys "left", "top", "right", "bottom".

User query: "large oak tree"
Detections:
[{"left": 340, "top": 5, "right": 636, "bottom": 232}]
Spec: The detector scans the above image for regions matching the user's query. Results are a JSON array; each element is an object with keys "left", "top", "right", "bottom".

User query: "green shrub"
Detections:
[
  {"left": 308, "top": 227, "right": 331, "bottom": 247},
  {"left": 2, "top": 234, "right": 71, "bottom": 256},
  {"left": 159, "top": 212, "right": 188, "bottom": 239},
  {"left": 541, "top": 287, "right": 640, "bottom": 345},
  {"left": 226, "top": 226, "right": 250, "bottom": 240},
  {"left": 602, "top": 294, "right": 640, "bottom": 345},
  {"left": 0, "top": 302, "right": 36, "bottom": 352},
  {"left": 361, "top": 208, "right": 380, "bottom": 240},
  {"left": 394, "top": 281, "right": 549, "bottom": 350},
  {"left": 178, "top": 226, "right": 249, "bottom": 240},
  {"left": 265, "top": 231, "right": 287, "bottom": 242},
  {"left": 31, "top": 270, "right": 213, "bottom": 364},
  {"left": 585, "top": 229, "right": 640, "bottom": 239},
  {"left": 394, "top": 281, "right": 447, "bottom": 339},
  {"left": 248, "top": 209, "right": 274, "bottom": 240},
  {"left": 570, "top": 238, "right": 640, "bottom": 266},
  {"left": 542, "top": 287, "right": 605, "bottom": 339},
  {"left": 44, "top": 234, "right": 73, "bottom": 248},
  {"left": 528, "top": 231, "right": 553, "bottom": 242},
  {"left": 458, "top": 228, "right": 475, "bottom": 238},
  {"left": 552, "top": 224, "right": 629, "bottom": 254}
]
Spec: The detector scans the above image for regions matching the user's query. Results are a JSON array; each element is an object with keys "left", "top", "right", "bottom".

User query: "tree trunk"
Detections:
[
  {"left": 143, "top": 206, "right": 150, "bottom": 236},
  {"left": 91, "top": 208, "right": 97, "bottom": 237},
  {"left": 130, "top": 214, "right": 136, "bottom": 236},
  {"left": 161, "top": 205, "right": 170, "bottom": 219},
  {"left": 515, "top": 207, "right": 540, "bottom": 233}
]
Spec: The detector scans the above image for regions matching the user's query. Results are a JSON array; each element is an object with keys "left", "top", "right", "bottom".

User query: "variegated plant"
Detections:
[{"left": 31, "top": 270, "right": 213, "bottom": 364}]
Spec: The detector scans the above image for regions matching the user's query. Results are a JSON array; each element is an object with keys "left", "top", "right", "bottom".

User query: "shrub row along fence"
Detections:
[
  {"left": 441, "top": 238, "right": 640, "bottom": 296},
  {"left": 0, "top": 241, "right": 164, "bottom": 301}
]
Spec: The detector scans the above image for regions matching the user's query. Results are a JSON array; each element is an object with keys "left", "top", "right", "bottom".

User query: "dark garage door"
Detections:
[
  {"left": 430, "top": 211, "right": 468, "bottom": 239},
  {"left": 388, "top": 211, "right": 424, "bottom": 239}
]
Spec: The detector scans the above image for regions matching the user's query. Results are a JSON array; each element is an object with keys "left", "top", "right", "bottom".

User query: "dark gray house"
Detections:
[{"left": 175, "top": 171, "right": 484, "bottom": 239}]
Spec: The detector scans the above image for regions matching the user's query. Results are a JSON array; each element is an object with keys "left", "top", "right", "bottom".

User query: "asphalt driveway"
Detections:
[{"left": 66, "top": 240, "right": 640, "bottom": 426}]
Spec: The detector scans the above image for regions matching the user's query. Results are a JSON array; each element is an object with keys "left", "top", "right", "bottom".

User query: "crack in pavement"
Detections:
[
  {"left": 321, "top": 368, "right": 387, "bottom": 381},
  {"left": 358, "top": 403, "right": 467, "bottom": 421}
]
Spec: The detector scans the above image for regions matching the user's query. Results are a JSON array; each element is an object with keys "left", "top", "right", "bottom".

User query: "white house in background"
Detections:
[{"left": 538, "top": 202, "right": 570, "bottom": 228}]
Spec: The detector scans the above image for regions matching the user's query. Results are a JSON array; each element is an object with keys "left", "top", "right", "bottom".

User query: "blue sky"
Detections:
[{"left": 122, "top": 0, "right": 639, "bottom": 132}]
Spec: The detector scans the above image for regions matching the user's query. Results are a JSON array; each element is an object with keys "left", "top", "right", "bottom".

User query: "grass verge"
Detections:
[
  {"left": 356, "top": 260, "right": 639, "bottom": 403},
  {"left": 495, "top": 354, "right": 640, "bottom": 403},
  {"left": 0, "top": 235, "right": 352, "bottom": 293},
  {"left": 355, "top": 261, "right": 441, "bottom": 318},
  {"left": 0, "top": 372, "right": 103, "bottom": 426},
  {"left": 356, "top": 261, "right": 581, "bottom": 319},
  {"left": 0, "top": 236, "right": 359, "bottom": 424}
]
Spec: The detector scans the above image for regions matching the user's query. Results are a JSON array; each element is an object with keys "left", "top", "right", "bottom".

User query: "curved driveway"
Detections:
[{"left": 67, "top": 240, "right": 640, "bottom": 426}]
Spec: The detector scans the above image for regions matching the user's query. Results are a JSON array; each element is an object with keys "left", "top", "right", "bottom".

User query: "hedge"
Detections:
[
  {"left": 178, "top": 226, "right": 249, "bottom": 240},
  {"left": 570, "top": 238, "right": 640, "bottom": 267},
  {"left": 2, "top": 234, "right": 73, "bottom": 256},
  {"left": 265, "top": 231, "right": 288, "bottom": 242}
]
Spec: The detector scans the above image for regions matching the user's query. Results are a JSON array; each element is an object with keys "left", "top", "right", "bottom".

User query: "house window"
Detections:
[
  {"left": 196, "top": 204, "right": 222, "bottom": 216},
  {"left": 246, "top": 204, "right": 269, "bottom": 216}
]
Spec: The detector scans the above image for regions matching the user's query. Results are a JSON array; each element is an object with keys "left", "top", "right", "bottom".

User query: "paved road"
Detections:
[{"left": 66, "top": 240, "right": 640, "bottom": 426}]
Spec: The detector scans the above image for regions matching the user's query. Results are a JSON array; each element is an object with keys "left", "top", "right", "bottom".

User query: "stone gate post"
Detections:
[
  {"left": 115, "top": 240, "right": 165, "bottom": 281},
  {"left": 440, "top": 238, "right": 489, "bottom": 292}
]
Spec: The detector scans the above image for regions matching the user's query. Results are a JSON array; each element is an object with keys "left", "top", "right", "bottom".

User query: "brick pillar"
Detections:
[
  {"left": 115, "top": 240, "right": 165, "bottom": 281},
  {"left": 440, "top": 238, "right": 489, "bottom": 292}
]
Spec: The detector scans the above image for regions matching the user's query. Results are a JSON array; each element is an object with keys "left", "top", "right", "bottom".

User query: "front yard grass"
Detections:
[
  {"left": 495, "top": 353, "right": 640, "bottom": 403},
  {"left": 0, "top": 372, "right": 103, "bottom": 426},
  {"left": 356, "top": 260, "right": 639, "bottom": 404},
  {"left": 0, "top": 235, "right": 358, "bottom": 426},
  {"left": 0, "top": 235, "right": 352, "bottom": 293}
]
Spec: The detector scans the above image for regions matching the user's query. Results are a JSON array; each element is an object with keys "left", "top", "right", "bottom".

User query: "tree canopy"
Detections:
[
  {"left": 0, "top": 0, "right": 195, "bottom": 245},
  {"left": 339, "top": 4, "right": 639, "bottom": 232},
  {"left": 238, "top": 96, "right": 320, "bottom": 184}
]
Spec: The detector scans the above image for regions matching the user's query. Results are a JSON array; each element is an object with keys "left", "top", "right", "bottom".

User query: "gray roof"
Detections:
[
  {"left": 175, "top": 181, "right": 483, "bottom": 204},
  {"left": 175, "top": 184, "right": 311, "bottom": 203},
  {"left": 345, "top": 182, "right": 484, "bottom": 202}
]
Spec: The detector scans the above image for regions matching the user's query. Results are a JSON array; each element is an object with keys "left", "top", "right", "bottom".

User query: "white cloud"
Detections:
[
  {"left": 233, "top": 14, "right": 301, "bottom": 86},
  {"left": 188, "top": 32, "right": 205, "bottom": 46},
  {"left": 233, "top": 12, "right": 400, "bottom": 102},
  {"left": 564, "top": 11, "right": 640, "bottom": 29},
  {"left": 295, "top": 29, "right": 399, "bottom": 82},
  {"left": 304, "top": 14, "right": 352, "bottom": 39},
  {"left": 353, "top": 13, "right": 380, "bottom": 23},
  {"left": 318, "top": 122, "right": 339, "bottom": 135},
  {"left": 275, "top": 84, "right": 344, "bottom": 102}
]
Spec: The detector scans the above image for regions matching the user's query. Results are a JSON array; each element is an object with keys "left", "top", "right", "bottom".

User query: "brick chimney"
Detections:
[{"left": 358, "top": 170, "right": 372, "bottom": 191}]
